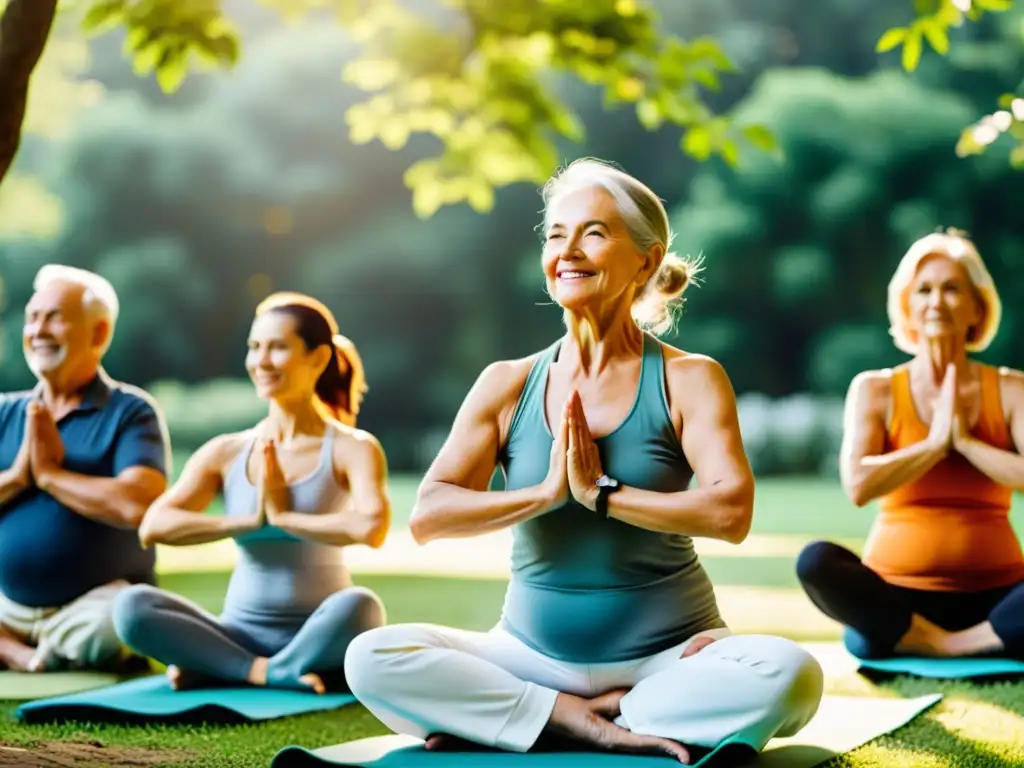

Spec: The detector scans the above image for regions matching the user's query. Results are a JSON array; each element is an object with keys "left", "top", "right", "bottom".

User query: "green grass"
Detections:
[{"left": 2, "top": 475, "right": 1023, "bottom": 767}]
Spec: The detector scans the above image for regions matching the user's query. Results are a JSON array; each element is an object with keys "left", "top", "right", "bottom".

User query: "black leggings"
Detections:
[{"left": 796, "top": 540, "right": 1024, "bottom": 659}]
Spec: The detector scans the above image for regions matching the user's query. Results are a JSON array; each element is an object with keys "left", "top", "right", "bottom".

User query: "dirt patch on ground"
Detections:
[{"left": 0, "top": 739, "right": 195, "bottom": 767}]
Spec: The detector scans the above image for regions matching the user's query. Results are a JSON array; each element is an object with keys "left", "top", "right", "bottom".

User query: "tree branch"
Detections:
[{"left": 0, "top": 0, "right": 59, "bottom": 184}]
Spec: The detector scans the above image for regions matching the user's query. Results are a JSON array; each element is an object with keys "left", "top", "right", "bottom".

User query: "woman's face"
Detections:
[
  {"left": 541, "top": 186, "right": 654, "bottom": 313},
  {"left": 245, "top": 312, "right": 324, "bottom": 402},
  {"left": 906, "top": 253, "right": 982, "bottom": 347}
]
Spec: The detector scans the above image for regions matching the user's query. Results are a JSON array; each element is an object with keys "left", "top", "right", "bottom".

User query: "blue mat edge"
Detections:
[
  {"left": 14, "top": 674, "right": 356, "bottom": 722},
  {"left": 268, "top": 733, "right": 760, "bottom": 768},
  {"left": 854, "top": 655, "right": 1024, "bottom": 679}
]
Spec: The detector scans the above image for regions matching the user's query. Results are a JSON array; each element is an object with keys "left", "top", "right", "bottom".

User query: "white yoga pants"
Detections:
[{"left": 344, "top": 624, "right": 824, "bottom": 754}]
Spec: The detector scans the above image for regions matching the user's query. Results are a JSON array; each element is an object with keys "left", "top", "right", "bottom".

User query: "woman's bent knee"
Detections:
[
  {"left": 795, "top": 540, "right": 845, "bottom": 585},
  {"left": 320, "top": 587, "right": 386, "bottom": 635},
  {"left": 110, "top": 584, "right": 164, "bottom": 647},
  {"left": 343, "top": 623, "right": 437, "bottom": 701}
]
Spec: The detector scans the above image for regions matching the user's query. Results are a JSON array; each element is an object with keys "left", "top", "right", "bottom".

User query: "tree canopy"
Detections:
[{"left": 0, "top": 0, "right": 1020, "bottom": 222}]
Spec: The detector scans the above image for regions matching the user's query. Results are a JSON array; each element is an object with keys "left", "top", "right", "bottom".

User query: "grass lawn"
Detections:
[{"left": 1, "top": 475, "right": 1023, "bottom": 767}]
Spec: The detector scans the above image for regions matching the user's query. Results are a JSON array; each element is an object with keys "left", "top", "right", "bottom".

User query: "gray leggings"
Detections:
[{"left": 111, "top": 584, "right": 385, "bottom": 690}]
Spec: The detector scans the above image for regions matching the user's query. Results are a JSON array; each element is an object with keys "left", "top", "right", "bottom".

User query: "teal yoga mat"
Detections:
[
  {"left": 16, "top": 674, "right": 356, "bottom": 725},
  {"left": 856, "top": 655, "right": 1024, "bottom": 679},
  {"left": 270, "top": 694, "right": 942, "bottom": 768}
]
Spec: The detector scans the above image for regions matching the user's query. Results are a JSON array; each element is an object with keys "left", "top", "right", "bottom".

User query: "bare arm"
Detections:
[
  {"left": 138, "top": 434, "right": 257, "bottom": 548},
  {"left": 37, "top": 466, "right": 166, "bottom": 529},
  {"left": 954, "top": 368, "right": 1024, "bottom": 490},
  {"left": 271, "top": 430, "right": 392, "bottom": 548},
  {"left": 839, "top": 370, "right": 947, "bottom": 507},
  {"left": 410, "top": 358, "right": 561, "bottom": 544},
  {"left": 0, "top": 0, "right": 59, "bottom": 183},
  {"left": 604, "top": 354, "right": 755, "bottom": 544}
]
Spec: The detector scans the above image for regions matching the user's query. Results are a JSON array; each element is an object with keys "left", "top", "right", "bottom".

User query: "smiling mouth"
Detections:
[
  {"left": 557, "top": 271, "right": 596, "bottom": 280},
  {"left": 29, "top": 342, "right": 61, "bottom": 354}
]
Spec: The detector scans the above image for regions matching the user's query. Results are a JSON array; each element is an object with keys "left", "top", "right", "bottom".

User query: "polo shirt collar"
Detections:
[{"left": 31, "top": 368, "right": 113, "bottom": 412}]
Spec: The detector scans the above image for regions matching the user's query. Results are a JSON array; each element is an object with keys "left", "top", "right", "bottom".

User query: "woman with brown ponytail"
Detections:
[{"left": 111, "top": 292, "right": 390, "bottom": 694}]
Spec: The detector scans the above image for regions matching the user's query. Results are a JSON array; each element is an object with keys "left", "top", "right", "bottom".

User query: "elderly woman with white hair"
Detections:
[
  {"left": 343, "top": 158, "right": 823, "bottom": 764},
  {"left": 797, "top": 229, "right": 1024, "bottom": 661}
]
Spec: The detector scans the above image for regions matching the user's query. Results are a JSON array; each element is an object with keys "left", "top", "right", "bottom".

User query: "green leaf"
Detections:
[
  {"left": 131, "top": 41, "right": 164, "bottom": 75},
  {"left": 740, "top": 123, "right": 778, "bottom": 152},
  {"left": 154, "top": 46, "right": 189, "bottom": 93},
  {"left": 81, "top": 0, "right": 125, "bottom": 33},
  {"left": 123, "top": 26, "right": 152, "bottom": 54},
  {"left": 681, "top": 125, "right": 714, "bottom": 161},
  {"left": 692, "top": 68, "right": 720, "bottom": 91},
  {"left": 876, "top": 27, "right": 907, "bottom": 53},
  {"left": 550, "top": 106, "right": 585, "bottom": 142},
  {"left": 1010, "top": 143, "right": 1024, "bottom": 169},
  {"left": 719, "top": 139, "right": 740, "bottom": 168},
  {"left": 921, "top": 19, "right": 950, "bottom": 54},
  {"left": 379, "top": 119, "right": 411, "bottom": 150},
  {"left": 411, "top": 180, "right": 445, "bottom": 219},
  {"left": 974, "top": 0, "right": 1013, "bottom": 10},
  {"left": 636, "top": 99, "right": 663, "bottom": 130},
  {"left": 901, "top": 26, "right": 924, "bottom": 71},
  {"left": 998, "top": 93, "right": 1017, "bottom": 108},
  {"left": 466, "top": 179, "right": 496, "bottom": 213}
]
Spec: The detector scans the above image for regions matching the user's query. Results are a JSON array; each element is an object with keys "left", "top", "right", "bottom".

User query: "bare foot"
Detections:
[
  {"left": 166, "top": 665, "right": 220, "bottom": 691},
  {"left": 0, "top": 627, "right": 42, "bottom": 672},
  {"left": 247, "top": 657, "right": 269, "bottom": 686},
  {"left": 299, "top": 673, "right": 326, "bottom": 695},
  {"left": 681, "top": 635, "right": 719, "bottom": 658},
  {"left": 546, "top": 690, "right": 691, "bottom": 763},
  {"left": 895, "top": 615, "right": 952, "bottom": 657}
]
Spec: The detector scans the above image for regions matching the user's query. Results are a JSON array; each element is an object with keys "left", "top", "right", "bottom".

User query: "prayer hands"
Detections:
[
  {"left": 259, "top": 440, "right": 289, "bottom": 525},
  {"left": 10, "top": 409, "right": 33, "bottom": 489},
  {"left": 928, "top": 364, "right": 957, "bottom": 453},
  {"left": 567, "top": 391, "right": 605, "bottom": 512},
  {"left": 543, "top": 398, "right": 571, "bottom": 511},
  {"left": 27, "top": 401, "right": 63, "bottom": 483}
]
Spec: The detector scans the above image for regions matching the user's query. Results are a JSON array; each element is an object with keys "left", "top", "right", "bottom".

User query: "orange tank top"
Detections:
[{"left": 861, "top": 365, "right": 1024, "bottom": 592}]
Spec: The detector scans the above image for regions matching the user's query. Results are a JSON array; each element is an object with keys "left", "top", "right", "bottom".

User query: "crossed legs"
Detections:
[
  {"left": 112, "top": 584, "right": 385, "bottom": 692},
  {"left": 0, "top": 581, "right": 129, "bottom": 672},
  {"left": 797, "top": 540, "right": 1024, "bottom": 659},
  {"left": 343, "top": 624, "right": 823, "bottom": 761}
]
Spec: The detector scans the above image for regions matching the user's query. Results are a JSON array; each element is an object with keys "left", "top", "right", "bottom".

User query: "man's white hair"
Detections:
[{"left": 33, "top": 264, "right": 119, "bottom": 354}]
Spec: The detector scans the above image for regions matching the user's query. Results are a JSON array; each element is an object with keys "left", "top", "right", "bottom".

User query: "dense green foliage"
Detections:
[{"left": 1, "top": 0, "right": 1023, "bottom": 472}]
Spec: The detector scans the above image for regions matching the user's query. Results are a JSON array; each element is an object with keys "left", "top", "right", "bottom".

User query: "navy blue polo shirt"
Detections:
[{"left": 0, "top": 370, "right": 170, "bottom": 607}]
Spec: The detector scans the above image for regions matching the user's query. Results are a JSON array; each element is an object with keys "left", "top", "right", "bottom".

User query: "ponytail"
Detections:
[{"left": 314, "top": 334, "right": 367, "bottom": 427}]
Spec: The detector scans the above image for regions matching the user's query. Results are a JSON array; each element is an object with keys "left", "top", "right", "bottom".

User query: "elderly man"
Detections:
[{"left": 0, "top": 265, "right": 170, "bottom": 673}]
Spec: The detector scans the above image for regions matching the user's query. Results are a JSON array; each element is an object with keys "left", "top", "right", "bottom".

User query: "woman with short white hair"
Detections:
[
  {"left": 797, "top": 229, "right": 1024, "bottom": 660},
  {"left": 344, "top": 158, "right": 823, "bottom": 764}
]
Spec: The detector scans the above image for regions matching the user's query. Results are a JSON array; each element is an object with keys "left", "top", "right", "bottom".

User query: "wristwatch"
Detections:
[{"left": 594, "top": 474, "right": 622, "bottom": 518}]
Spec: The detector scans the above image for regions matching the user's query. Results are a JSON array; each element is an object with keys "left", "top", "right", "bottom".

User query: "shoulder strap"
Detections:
[
  {"left": 979, "top": 365, "right": 1010, "bottom": 441},
  {"left": 887, "top": 367, "right": 913, "bottom": 429},
  {"left": 506, "top": 340, "right": 560, "bottom": 443},
  {"left": 637, "top": 333, "right": 663, "bottom": 406}
]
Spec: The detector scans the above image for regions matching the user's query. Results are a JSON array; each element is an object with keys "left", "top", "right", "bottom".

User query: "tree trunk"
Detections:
[{"left": 0, "top": 0, "right": 59, "bottom": 184}]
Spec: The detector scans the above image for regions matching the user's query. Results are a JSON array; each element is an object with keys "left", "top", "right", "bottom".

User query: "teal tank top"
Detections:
[{"left": 498, "top": 333, "right": 725, "bottom": 662}]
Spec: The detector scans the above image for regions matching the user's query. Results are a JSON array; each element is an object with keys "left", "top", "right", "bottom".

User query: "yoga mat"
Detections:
[
  {"left": 269, "top": 693, "right": 942, "bottom": 768},
  {"left": 0, "top": 671, "right": 124, "bottom": 702},
  {"left": 15, "top": 674, "right": 356, "bottom": 725},
  {"left": 856, "top": 655, "right": 1024, "bottom": 680}
]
